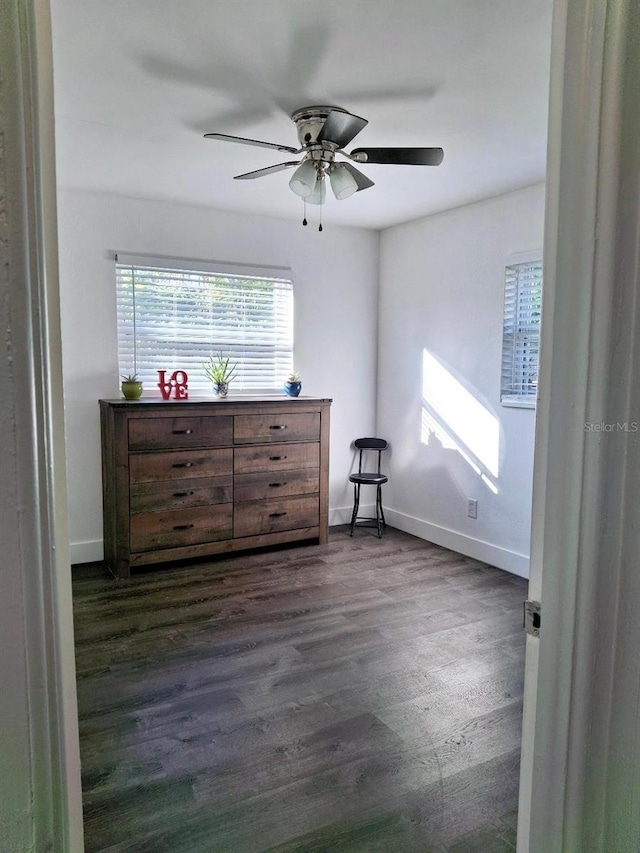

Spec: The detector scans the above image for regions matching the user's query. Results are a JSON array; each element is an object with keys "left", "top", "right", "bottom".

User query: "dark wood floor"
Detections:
[{"left": 72, "top": 526, "right": 527, "bottom": 852}]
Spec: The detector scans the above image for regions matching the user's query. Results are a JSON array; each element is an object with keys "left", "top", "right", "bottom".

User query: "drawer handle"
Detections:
[
  {"left": 172, "top": 429, "right": 193, "bottom": 435},
  {"left": 269, "top": 511, "right": 287, "bottom": 518},
  {"left": 173, "top": 523, "right": 194, "bottom": 530},
  {"left": 173, "top": 490, "right": 194, "bottom": 498},
  {"left": 269, "top": 424, "right": 288, "bottom": 430},
  {"left": 172, "top": 462, "right": 193, "bottom": 468},
  {"left": 269, "top": 455, "right": 287, "bottom": 461},
  {"left": 269, "top": 482, "right": 287, "bottom": 488}
]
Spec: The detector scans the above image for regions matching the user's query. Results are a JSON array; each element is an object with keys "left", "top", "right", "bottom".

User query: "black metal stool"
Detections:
[{"left": 349, "top": 438, "right": 389, "bottom": 538}]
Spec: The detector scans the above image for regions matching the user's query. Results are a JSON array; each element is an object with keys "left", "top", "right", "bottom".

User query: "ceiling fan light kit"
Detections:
[
  {"left": 305, "top": 176, "right": 326, "bottom": 206},
  {"left": 288, "top": 159, "right": 318, "bottom": 197},
  {"left": 204, "top": 105, "right": 444, "bottom": 230},
  {"left": 329, "top": 163, "right": 359, "bottom": 200}
]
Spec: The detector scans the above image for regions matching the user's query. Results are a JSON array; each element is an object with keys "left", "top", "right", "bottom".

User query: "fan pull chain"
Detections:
[
  {"left": 302, "top": 198, "right": 307, "bottom": 227},
  {"left": 318, "top": 199, "right": 323, "bottom": 232}
]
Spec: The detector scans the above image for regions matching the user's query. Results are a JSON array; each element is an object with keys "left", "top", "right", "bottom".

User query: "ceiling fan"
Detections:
[{"left": 204, "top": 105, "right": 444, "bottom": 228}]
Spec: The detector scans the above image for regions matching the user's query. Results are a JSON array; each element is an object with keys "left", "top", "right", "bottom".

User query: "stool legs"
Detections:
[
  {"left": 349, "top": 483, "right": 360, "bottom": 536},
  {"left": 376, "top": 484, "right": 386, "bottom": 538},
  {"left": 350, "top": 482, "right": 386, "bottom": 537}
]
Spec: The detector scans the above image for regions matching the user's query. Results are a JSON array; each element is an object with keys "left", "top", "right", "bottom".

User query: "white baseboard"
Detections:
[
  {"left": 383, "top": 508, "right": 530, "bottom": 578},
  {"left": 329, "top": 504, "right": 376, "bottom": 527},
  {"left": 71, "top": 510, "right": 529, "bottom": 578},
  {"left": 70, "top": 539, "right": 103, "bottom": 566}
]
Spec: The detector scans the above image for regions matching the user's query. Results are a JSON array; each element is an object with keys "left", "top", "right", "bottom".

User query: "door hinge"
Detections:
[{"left": 524, "top": 599, "right": 541, "bottom": 637}]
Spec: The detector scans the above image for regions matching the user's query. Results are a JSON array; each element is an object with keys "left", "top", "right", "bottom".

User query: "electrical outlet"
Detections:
[{"left": 467, "top": 498, "right": 478, "bottom": 519}]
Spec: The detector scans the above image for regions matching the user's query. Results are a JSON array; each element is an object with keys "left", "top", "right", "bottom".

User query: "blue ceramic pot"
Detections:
[{"left": 284, "top": 381, "right": 301, "bottom": 397}]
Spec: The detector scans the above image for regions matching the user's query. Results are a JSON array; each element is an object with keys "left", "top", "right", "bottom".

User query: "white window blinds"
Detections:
[
  {"left": 500, "top": 258, "right": 543, "bottom": 406},
  {"left": 116, "top": 255, "right": 293, "bottom": 393}
]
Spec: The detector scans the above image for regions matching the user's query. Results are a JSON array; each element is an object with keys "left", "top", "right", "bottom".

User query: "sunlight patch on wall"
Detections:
[{"left": 421, "top": 350, "right": 499, "bottom": 492}]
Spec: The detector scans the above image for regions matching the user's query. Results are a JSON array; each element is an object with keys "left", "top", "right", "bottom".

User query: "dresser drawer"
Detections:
[
  {"left": 130, "top": 475, "right": 233, "bottom": 514},
  {"left": 234, "top": 468, "right": 319, "bottom": 502},
  {"left": 234, "top": 442, "right": 319, "bottom": 474},
  {"left": 234, "top": 412, "right": 320, "bottom": 444},
  {"left": 131, "top": 504, "right": 233, "bottom": 552},
  {"left": 130, "top": 447, "right": 233, "bottom": 484},
  {"left": 234, "top": 495, "right": 319, "bottom": 538},
  {"left": 129, "top": 416, "right": 233, "bottom": 450}
]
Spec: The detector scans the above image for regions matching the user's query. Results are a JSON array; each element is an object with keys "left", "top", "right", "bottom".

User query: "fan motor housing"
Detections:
[{"left": 291, "top": 105, "right": 346, "bottom": 148}]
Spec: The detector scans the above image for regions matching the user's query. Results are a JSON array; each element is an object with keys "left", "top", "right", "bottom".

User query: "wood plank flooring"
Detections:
[{"left": 72, "top": 526, "right": 527, "bottom": 852}]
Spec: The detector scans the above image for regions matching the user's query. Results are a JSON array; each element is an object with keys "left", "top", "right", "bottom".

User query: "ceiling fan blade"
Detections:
[
  {"left": 317, "top": 110, "right": 368, "bottom": 148},
  {"left": 234, "top": 162, "right": 300, "bottom": 180},
  {"left": 351, "top": 147, "right": 444, "bottom": 166},
  {"left": 341, "top": 162, "right": 375, "bottom": 192},
  {"left": 204, "top": 132, "right": 299, "bottom": 154}
]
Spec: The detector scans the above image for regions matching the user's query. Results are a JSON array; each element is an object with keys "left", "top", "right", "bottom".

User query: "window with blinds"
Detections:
[
  {"left": 500, "top": 257, "right": 543, "bottom": 407},
  {"left": 116, "top": 254, "right": 293, "bottom": 393}
]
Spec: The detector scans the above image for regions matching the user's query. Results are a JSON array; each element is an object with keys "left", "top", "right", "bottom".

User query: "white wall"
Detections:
[
  {"left": 58, "top": 185, "right": 543, "bottom": 574},
  {"left": 57, "top": 189, "right": 379, "bottom": 563},
  {"left": 378, "top": 185, "right": 546, "bottom": 577}
]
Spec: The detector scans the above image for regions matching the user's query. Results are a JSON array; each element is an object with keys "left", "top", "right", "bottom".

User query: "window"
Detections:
[
  {"left": 500, "top": 256, "right": 543, "bottom": 407},
  {"left": 116, "top": 254, "right": 293, "bottom": 393}
]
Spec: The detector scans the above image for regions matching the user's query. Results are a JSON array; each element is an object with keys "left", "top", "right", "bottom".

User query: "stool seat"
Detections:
[
  {"left": 349, "top": 438, "right": 389, "bottom": 538},
  {"left": 349, "top": 473, "right": 388, "bottom": 486}
]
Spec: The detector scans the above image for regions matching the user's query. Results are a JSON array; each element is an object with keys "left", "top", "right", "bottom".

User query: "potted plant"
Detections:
[
  {"left": 121, "top": 373, "right": 143, "bottom": 400},
  {"left": 203, "top": 353, "right": 238, "bottom": 398},
  {"left": 284, "top": 371, "right": 302, "bottom": 397}
]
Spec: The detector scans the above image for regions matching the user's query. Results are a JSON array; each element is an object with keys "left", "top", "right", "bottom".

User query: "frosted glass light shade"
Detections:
[
  {"left": 289, "top": 161, "right": 318, "bottom": 197},
  {"left": 305, "top": 177, "right": 326, "bottom": 205},
  {"left": 330, "top": 164, "right": 359, "bottom": 200}
]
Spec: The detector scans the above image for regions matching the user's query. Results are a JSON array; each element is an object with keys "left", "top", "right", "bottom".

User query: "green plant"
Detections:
[
  {"left": 203, "top": 353, "right": 238, "bottom": 385},
  {"left": 120, "top": 372, "right": 143, "bottom": 400},
  {"left": 287, "top": 372, "right": 301, "bottom": 383}
]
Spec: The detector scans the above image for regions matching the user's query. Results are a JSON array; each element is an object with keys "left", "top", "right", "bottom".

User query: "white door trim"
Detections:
[
  {"left": 519, "top": 0, "right": 640, "bottom": 849},
  {"left": 1, "top": 0, "right": 83, "bottom": 849}
]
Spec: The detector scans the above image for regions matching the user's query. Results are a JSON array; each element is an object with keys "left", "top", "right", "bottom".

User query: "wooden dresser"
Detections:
[{"left": 99, "top": 397, "right": 331, "bottom": 578}]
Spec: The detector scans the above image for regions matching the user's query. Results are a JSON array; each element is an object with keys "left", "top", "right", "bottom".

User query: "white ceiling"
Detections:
[{"left": 50, "top": 0, "right": 553, "bottom": 231}]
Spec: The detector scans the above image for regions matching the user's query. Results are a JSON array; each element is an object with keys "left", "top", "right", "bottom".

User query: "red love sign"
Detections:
[{"left": 157, "top": 369, "right": 189, "bottom": 400}]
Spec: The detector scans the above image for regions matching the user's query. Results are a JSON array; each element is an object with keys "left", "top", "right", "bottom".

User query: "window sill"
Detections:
[{"left": 501, "top": 397, "right": 536, "bottom": 409}]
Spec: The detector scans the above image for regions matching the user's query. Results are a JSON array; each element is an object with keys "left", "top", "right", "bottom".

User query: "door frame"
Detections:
[
  {"left": 14, "top": 0, "right": 640, "bottom": 849},
  {"left": 1, "top": 0, "right": 83, "bottom": 849},
  {"left": 518, "top": 0, "right": 640, "bottom": 849}
]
